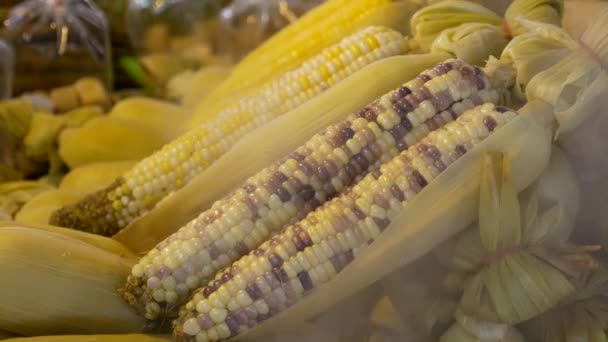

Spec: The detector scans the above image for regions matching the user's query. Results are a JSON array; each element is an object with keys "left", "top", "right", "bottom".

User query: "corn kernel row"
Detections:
[
  {"left": 50, "top": 26, "right": 410, "bottom": 236},
  {"left": 174, "top": 103, "right": 519, "bottom": 342},
  {"left": 120, "top": 58, "right": 506, "bottom": 321}
]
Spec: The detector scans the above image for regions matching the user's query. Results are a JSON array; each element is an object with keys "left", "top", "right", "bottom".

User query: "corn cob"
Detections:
[
  {"left": 199, "top": 0, "right": 419, "bottom": 110},
  {"left": 50, "top": 26, "right": 410, "bottom": 236},
  {"left": 114, "top": 53, "right": 452, "bottom": 254},
  {"left": 173, "top": 103, "right": 518, "bottom": 341},
  {"left": 119, "top": 58, "right": 509, "bottom": 321}
]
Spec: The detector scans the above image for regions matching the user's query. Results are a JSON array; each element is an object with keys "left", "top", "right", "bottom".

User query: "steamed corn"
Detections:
[
  {"left": 120, "top": 58, "right": 510, "bottom": 321},
  {"left": 51, "top": 26, "right": 410, "bottom": 236},
  {"left": 173, "top": 103, "right": 518, "bottom": 341}
]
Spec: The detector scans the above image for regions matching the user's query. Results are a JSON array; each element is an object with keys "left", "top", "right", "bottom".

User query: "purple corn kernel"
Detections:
[
  {"left": 197, "top": 314, "right": 215, "bottom": 329},
  {"left": 298, "top": 161, "right": 314, "bottom": 177},
  {"left": 246, "top": 283, "right": 263, "bottom": 300},
  {"left": 412, "top": 170, "right": 428, "bottom": 188},
  {"left": 202, "top": 286, "right": 213, "bottom": 298},
  {"left": 253, "top": 248, "right": 265, "bottom": 257},
  {"left": 390, "top": 185, "right": 405, "bottom": 202},
  {"left": 275, "top": 186, "right": 292, "bottom": 202},
  {"left": 434, "top": 159, "right": 447, "bottom": 172},
  {"left": 272, "top": 267, "right": 289, "bottom": 283},
  {"left": 242, "top": 196, "right": 258, "bottom": 216},
  {"left": 455, "top": 145, "right": 467, "bottom": 156},
  {"left": 264, "top": 271, "right": 281, "bottom": 289},
  {"left": 297, "top": 271, "right": 314, "bottom": 291},
  {"left": 495, "top": 106, "right": 509, "bottom": 113},
  {"left": 235, "top": 242, "right": 249, "bottom": 256},
  {"left": 234, "top": 309, "right": 249, "bottom": 325},
  {"left": 244, "top": 306, "right": 258, "bottom": 319},
  {"left": 297, "top": 185, "right": 316, "bottom": 201},
  {"left": 243, "top": 183, "right": 256, "bottom": 193},
  {"left": 358, "top": 106, "right": 377, "bottom": 121},
  {"left": 289, "top": 151, "right": 306, "bottom": 162},
  {"left": 316, "top": 164, "right": 331, "bottom": 182},
  {"left": 374, "top": 194, "right": 390, "bottom": 210},
  {"left": 269, "top": 253, "right": 284, "bottom": 268},
  {"left": 225, "top": 314, "right": 240, "bottom": 335},
  {"left": 396, "top": 141, "right": 408, "bottom": 151},
  {"left": 208, "top": 244, "right": 220, "bottom": 260},
  {"left": 483, "top": 116, "right": 498, "bottom": 132},
  {"left": 374, "top": 217, "right": 391, "bottom": 231},
  {"left": 417, "top": 74, "right": 432, "bottom": 82}
]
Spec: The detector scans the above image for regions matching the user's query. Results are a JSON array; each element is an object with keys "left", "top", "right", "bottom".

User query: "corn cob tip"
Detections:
[{"left": 49, "top": 178, "right": 124, "bottom": 236}]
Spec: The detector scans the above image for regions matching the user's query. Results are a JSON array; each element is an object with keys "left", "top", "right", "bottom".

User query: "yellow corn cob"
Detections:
[
  {"left": 114, "top": 53, "right": 452, "bottom": 254},
  {"left": 119, "top": 58, "right": 510, "bottom": 321},
  {"left": 50, "top": 26, "right": 410, "bottom": 236},
  {"left": 172, "top": 103, "right": 519, "bottom": 341},
  {"left": 0, "top": 226, "right": 144, "bottom": 336},
  {"left": 200, "top": 0, "right": 419, "bottom": 108}
]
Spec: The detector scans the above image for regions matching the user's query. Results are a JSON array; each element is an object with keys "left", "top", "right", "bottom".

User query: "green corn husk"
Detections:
[
  {"left": 521, "top": 270, "right": 608, "bottom": 341},
  {"left": 438, "top": 151, "right": 601, "bottom": 341},
  {"left": 525, "top": 9, "right": 608, "bottom": 137},
  {"left": 410, "top": 0, "right": 502, "bottom": 50},
  {"left": 410, "top": 0, "right": 564, "bottom": 52},
  {"left": 504, "top": 0, "right": 563, "bottom": 37},
  {"left": 430, "top": 23, "right": 508, "bottom": 66},
  {"left": 500, "top": 20, "right": 577, "bottom": 100}
]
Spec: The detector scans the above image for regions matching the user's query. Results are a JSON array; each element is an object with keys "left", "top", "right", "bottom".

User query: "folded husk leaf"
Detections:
[
  {"left": 431, "top": 23, "right": 508, "bottom": 66},
  {"left": 500, "top": 20, "right": 577, "bottom": 100},
  {"left": 521, "top": 270, "right": 608, "bottom": 341},
  {"left": 439, "top": 151, "right": 600, "bottom": 340},
  {"left": 410, "top": 0, "right": 502, "bottom": 51},
  {"left": 504, "top": 0, "right": 564, "bottom": 37},
  {"left": 525, "top": 8, "right": 608, "bottom": 137}
]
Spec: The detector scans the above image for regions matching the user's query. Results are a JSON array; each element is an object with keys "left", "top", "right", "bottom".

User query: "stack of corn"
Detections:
[
  {"left": 52, "top": 0, "right": 565, "bottom": 252},
  {"left": 3, "top": 1, "right": 608, "bottom": 342}
]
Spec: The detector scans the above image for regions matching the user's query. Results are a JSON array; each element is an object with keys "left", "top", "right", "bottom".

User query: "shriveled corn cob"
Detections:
[
  {"left": 50, "top": 26, "right": 410, "bottom": 236},
  {"left": 120, "top": 58, "right": 508, "bottom": 321},
  {"left": 173, "top": 103, "right": 518, "bottom": 341}
]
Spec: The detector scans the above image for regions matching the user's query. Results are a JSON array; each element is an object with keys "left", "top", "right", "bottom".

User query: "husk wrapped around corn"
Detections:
[
  {"left": 437, "top": 151, "right": 601, "bottom": 341},
  {"left": 409, "top": 0, "right": 564, "bottom": 51}
]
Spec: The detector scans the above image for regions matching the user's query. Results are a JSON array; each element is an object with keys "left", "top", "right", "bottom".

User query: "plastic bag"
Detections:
[
  {"left": 216, "top": 0, "right": 326, "bottom": 61},
  {"left": 3, "top": 0, "right": 113, "bottom": 95},
  {"left": 0, "top": 39, "right": 14, "bottom": 99},
  {"left": 125, "top": 0, "right": 225, "bottom": 55}
]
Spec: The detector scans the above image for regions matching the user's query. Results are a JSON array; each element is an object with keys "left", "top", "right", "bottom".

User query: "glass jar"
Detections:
[{"left": 2, "top": 0, "right": 113, "bottom": 95}]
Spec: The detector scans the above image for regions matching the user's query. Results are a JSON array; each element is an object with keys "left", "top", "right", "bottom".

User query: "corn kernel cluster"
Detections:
[
  {"left": 174, "top": 103, "right": 519, "bottom": 342},
  {"left": 120, "top": 59, "right": 508, "bottom": 321},
  {"left": 51, "top": 26, "right": 410, "bottom": 236}
]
